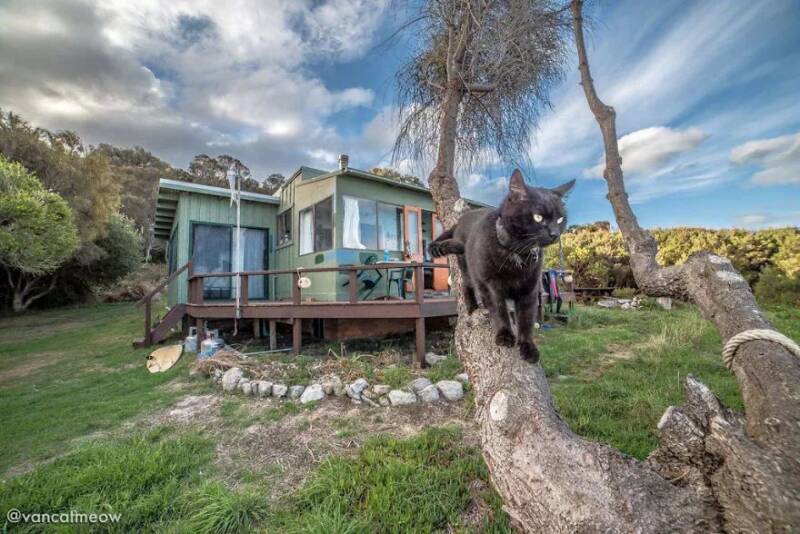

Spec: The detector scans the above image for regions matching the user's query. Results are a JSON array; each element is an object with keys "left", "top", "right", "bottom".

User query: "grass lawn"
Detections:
[{"left": 0, "top": 300, "right": 796, "bottom": 532}]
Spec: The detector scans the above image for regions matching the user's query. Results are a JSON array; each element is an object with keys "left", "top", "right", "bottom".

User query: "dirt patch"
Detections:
[
  {"left": 137, "top": 391, "right": 477, "bottom": 501},
  {"left": 582, "top": 344, "right": 637, "bottom": 379},
  {"left": 216, "top": 397, "right": 476, "bottom": 497}
]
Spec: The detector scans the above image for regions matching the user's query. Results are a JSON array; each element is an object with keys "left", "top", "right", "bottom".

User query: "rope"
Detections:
[{"left": 721, "top": 328, "right": 800, "bottom": 371}]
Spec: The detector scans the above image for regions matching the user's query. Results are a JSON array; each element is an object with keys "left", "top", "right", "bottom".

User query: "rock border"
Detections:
[{"left": 210, "top": 367, "right": 468, "bottom": 407}]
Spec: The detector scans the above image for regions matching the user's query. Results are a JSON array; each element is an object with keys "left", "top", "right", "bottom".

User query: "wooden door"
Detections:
[
  {"left": 431, "top": 214, "right": 449, "bottom": 291},
  {"left": 403, "top": 206, "right": 423, "bottom": 262}
]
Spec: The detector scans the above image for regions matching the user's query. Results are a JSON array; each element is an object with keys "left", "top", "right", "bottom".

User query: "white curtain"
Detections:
[
  {"left": 233, "top": 228, "right": 266, "bottom": 298},
  {"left": 343, "top": 196, "right": 366, "bottom": 249},
  {"left": 299, "top": 209, "right": 313, "bottom": 254}
]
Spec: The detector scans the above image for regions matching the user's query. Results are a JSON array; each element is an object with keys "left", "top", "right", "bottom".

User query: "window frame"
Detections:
[
  {"left": 340, "top": 195, "right": 405, "bottom": 252},
  {"left": 276, "top": 208, "right": 293, "bottom": 248},
  {"left": 298, "top": 195, "right": 334, "bottom": 256}
]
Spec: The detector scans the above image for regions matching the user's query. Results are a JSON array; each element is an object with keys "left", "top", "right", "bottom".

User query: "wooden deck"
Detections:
[{"left": 137, "top": 261, "right": 454, "bottom": 367}]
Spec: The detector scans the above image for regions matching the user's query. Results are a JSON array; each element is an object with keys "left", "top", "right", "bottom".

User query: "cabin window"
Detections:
[
  {"left": 277, "top": 209, "right": 292, "bottom": 246},
  {"left": 378, "top": 203, "right": 404, "bottom": 251},
  {"left": 342, "top": 196, "right": 404, "bottom": 252},
  {"left": 314, "top": 197, "right": 333, "bottom": 252},
  {"left": 192, "top": 224, "right": 232, "bottom": 299},
  {"left": 343, "top": 196, "right": 377, "bottom": 249},
  {"left": 192, "top": 224, "right": 268, "bottom": 299},
  {"left": 299, "top": 197, "right": 333, "bottom": 254},
  {"left": 299, "top": 208, "right": 313, "bottom": 254}
]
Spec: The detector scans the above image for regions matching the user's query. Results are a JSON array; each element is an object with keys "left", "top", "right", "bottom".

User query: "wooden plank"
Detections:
[
  {"left": 269, "top": 320, "right": 277, "bottom": 350},
  {"left": 186, "top": 301, "right": 425, "bottom": 320},
  {"left": 415, "top": 317, "right": 426, "bottom": 368},
  {"left": 292, "top": 272, "right": 301, "bottom": 304}
]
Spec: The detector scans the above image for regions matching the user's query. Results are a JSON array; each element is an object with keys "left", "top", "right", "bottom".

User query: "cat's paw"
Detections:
[
  {"left": 495, "top": 328, "right": 515, "bottom": 347},
  {"left": 519, "top": 341, "right": 540, "bottom": 363}
]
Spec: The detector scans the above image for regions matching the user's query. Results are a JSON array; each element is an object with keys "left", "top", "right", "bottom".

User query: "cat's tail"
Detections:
[{"left": 428, "top": 228, "right": 465, "bottom": 257}]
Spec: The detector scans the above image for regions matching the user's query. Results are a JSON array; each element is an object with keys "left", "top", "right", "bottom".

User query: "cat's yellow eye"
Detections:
[
  {"left": 533, "top": 213, "right": 543, "bottom": 223},
  {"left": 557, "top": 217, "right": 564, "bottom": 224}
]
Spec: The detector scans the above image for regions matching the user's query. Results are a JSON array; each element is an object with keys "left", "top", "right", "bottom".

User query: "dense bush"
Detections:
[
  {"left": 546, "top": 224, "right": 800, "bottom": 293},
  {"left": 754, "top": 266, "right": 800, "bottom": 307},
  {"left": 0, "top": 156, "right": 79, "bottom": 311},
  {"left": 42, "top": 214, "right": 143, "bottom": 307}
]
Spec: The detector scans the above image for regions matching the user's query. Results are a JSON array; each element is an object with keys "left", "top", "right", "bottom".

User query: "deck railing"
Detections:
[
  {"left": 136, "top": 259, "right": 193, "bottom": 346},
  {"left": 186, "top": 262, "right": 450, "bottom": 306},
  {"left": 185, "top": 262, "right": 452, "bottom": 364}
]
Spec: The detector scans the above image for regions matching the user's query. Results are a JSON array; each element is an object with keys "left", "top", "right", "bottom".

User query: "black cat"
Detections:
[{"left": 429, "top": 170, "right": 574, "bottom": 363}]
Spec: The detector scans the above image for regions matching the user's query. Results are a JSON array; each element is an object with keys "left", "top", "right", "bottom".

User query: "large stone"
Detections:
[
  {"left": 255, "top": 381, "right": 272, "bottom": 398},
  {"left": 408, "top": 377, "right": 433, "bottom": 394},
  {"left": 436, "top": 380, "right": 464, "bottom": 401},
  {"left": 388, "top": 389, "right": 417, "bottom": 406},
  {"left": 272, "top": 383, "right": 288, "bottom": 398},
  {"left": 372, "top": 384, "right": 391, "bottom": 396},
  {"left": 454, "top": 373, "right": 469, "bottom": 385},
  {"left": 300, "top": 384, "right": 325, "bottom": 404},
  {"left": 239, "top": 379, "right": 253, "bottom": 396},
  {"left": 288, "top": 385, "right": 305, "bottom": 399},
  {"left": 221, "top": 367, "right": 244, "bottom": 392},
  {"left": 347, "top": 378, "right": 369, "bottom": 399},
  {"left": 425, "top": 352, "right": 447, "bottom": 366},
  {"left": 418, "top": 384, "right": 440, "bottom": 403},
  {"left": 321, "top": 375, "right": 342, "bottom": 395}
]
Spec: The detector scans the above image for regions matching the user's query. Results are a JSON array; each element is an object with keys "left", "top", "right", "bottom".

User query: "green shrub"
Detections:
[
  {"left": 754, "top": 266, "right": 800, "bottom": 307},
  {"left": 545, "top": 224, "right": 800, "bottom": 289}
]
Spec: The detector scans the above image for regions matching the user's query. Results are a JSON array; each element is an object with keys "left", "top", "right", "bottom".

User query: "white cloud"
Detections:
[
  {"left": 734, "top": 211, "right": 800, "bottom": 229},
  {"left": 0, "top": 0, "right": 388, "bottom": 177},
  {"left": 584, "top": 126, "right": 708, "bottom": 178},
  {"left": 730, "top": 132, "right": 800, "bottom": 185}
]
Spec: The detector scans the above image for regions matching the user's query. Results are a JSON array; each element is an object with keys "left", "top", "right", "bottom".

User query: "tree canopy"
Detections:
[{"left": 0, "top": 156, "right": 78, "bottom": 275}]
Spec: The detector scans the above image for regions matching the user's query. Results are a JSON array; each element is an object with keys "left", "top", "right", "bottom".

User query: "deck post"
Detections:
[
  {"left": 415, "top": 264, "right": 425, "bottom": 303},
  {"left": 253, "top": 318, "right": 261, "bottom": 338},
  {"left": 292, "top": 319, "right": 302, "bottom": 355},
  {"left": 269, "top": 320, "right": 277, "bottom": 350},
  {"left": 195, "top": 317, "right": 204, "bottom": 352},
  {"left": 240, "top": 274, "right": 249, "bottom": 306},
  {"left": 415, "top": 317, "right": 426, "bottom": 368}
]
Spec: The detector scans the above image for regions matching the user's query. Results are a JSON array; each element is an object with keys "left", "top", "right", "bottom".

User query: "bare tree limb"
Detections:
[{"left": 571, "top": 1, "right": 800, "bottom": 529}]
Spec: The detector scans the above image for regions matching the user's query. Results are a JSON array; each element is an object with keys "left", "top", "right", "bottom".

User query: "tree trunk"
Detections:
[{"left": 422, "top": 1, "right": 799, "bottom": 531}]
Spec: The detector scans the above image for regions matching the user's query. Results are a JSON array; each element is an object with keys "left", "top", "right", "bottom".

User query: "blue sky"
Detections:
[{"left": 1, "top": 0, "right": 798, "bottom": 229}]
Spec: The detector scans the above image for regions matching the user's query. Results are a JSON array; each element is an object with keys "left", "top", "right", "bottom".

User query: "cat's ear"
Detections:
[
  {"left": 508, "top": 169, "right": 528, "bottom": 201},
  {"left": 551, "top": 179, "right": 576, "bottom": 198}
]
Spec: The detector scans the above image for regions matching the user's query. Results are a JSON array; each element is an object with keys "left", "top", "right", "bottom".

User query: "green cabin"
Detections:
[
  {"left": 151, "top": 157, "right": 490, "bottom": 344},
  {"left": 155, "top": 158, "right": 490, "bottom": 306}
]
